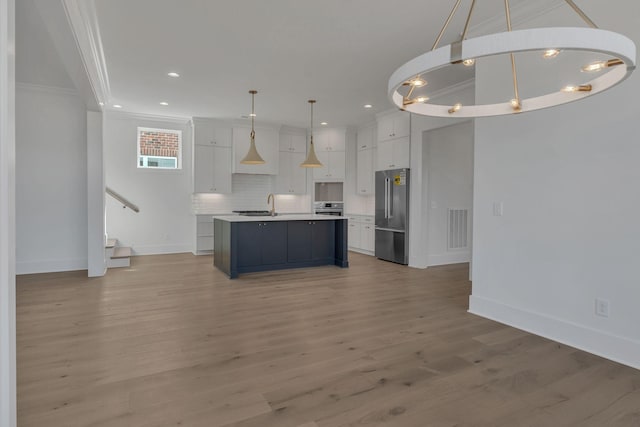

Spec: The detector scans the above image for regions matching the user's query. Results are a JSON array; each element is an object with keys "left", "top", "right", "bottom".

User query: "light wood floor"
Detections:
[{"left": 17, "top": 253, "right": 640, "bottom": 427}]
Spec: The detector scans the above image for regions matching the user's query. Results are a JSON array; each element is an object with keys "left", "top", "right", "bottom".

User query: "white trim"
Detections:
[
  {"left": 428, "top": 252, "right": 471, "bottom": 267},
  {"left": 0, "top": 0, "right": 16, "bottom": 424},
  {"left": 469, "top": 295, "right": 640, "bottom": 371},
  {"left": 16, "top": 82, "right": 78, "bottom": 97},
  {"left": 87, "top": 111, "right": 106, "bottom": 277},
  {"left": 348, "top": 248, "right": 374, "bottom": 256},
  {"left": 16, "top": 258, "right": 88, "bottom": 275},
  {"left": 106, "top": 110, "right": 191, "bottom": 125},
  {"left": 129, "top": 244, "right": 192, "bottom": 256},
  {"left": 62, "top": 0, "right": 111, "bottom": 104}
]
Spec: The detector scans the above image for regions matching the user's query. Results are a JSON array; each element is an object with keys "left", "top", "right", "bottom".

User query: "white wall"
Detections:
[
  {"left": 15, "top": 85, "right": 88, "bottom": 274},
  {"left": 87, "top": 111, "right": 105, "bottom": 277},
  {"left": 426, "top": 121, "right": 473, "bottom": 266},
  {"left": 470, "top": 1, "right": 640, "bottom": 369},
  {"left": 0, "top": 0, "right": 16, "bottom": 424},
  {"left": 104, "top": 112, "right": 194, "bottom": 255},
  {"left": 408, "top": 84, "right": 476, "bottom": 269}
]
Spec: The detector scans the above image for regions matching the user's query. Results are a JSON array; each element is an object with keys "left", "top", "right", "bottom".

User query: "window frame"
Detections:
[{"left": 136, "top": 127, "right": 183, "bottom": 170}]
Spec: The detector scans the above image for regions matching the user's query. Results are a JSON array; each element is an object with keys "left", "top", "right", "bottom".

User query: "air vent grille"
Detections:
[{"left": 448, "top": 208, "right": 468, "bottom": 250}]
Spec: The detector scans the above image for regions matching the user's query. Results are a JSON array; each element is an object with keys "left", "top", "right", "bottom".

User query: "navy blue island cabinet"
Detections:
[{"left": 213, "top": 216, "right": 349, "bottom": 279}]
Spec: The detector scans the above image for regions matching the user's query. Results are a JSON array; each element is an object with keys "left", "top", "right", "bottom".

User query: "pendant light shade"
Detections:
[
  {"left": 240, "top": 90, "right": 265, "bottom": 165},
  {"left": 300, "top": 100, "right": 323, "bottom": 168}
]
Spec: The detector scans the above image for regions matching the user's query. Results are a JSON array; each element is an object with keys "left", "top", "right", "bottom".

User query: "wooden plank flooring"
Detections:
[{"left": 16, "top": 253, "right": 640, "bottom": 426}]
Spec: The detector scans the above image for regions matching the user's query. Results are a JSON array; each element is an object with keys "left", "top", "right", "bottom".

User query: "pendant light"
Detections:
[
  {"left": 300, "top": 100, "right": 323, "bottom": 168},
  {"left": 388, "top": 0, "right": 635, "bottom": 118},
  {"left": 240, "top": 90, "right": 265, "bottom": 165}
]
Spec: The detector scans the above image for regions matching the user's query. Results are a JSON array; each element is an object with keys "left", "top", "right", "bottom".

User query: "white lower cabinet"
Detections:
[
  {"left": 347, "top": 214, "right": 375, "bottom": 255},
  {"left": 195, "top": 216, "right": 214, "bottom": 254}
]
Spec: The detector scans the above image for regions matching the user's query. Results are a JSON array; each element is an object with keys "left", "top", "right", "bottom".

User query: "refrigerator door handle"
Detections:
[
  {"left": 384, "top": 178, "right": 389, "bottom": 218},
  {"left": 388, "top": 178, "right": 393, "bottom": 219}
]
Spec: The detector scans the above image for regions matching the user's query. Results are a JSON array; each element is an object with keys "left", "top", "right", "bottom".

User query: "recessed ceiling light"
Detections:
[
  {"left": 320, "top": 122, "right": 328, "bottom": 126},
  {"left": 98, "top": 101, "right": 104, "bottom": 106},
  {"left": 113, "top": 104, "right": 123, "bottom": 109},
  {"left": 167, "top": 72, "right": 180, "bottom": 78},
  {"left": 160, "top": 101, "right": 169, "bottom": 106},
  {"left": 249, "top": 113, "right": 256, "bottom": 117},
  {"left": 364, "top": 104, "right": 373, "bottom": 109}
]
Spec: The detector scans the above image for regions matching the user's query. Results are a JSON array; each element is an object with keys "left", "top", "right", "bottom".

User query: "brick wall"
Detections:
[{"left": 139, "top": 130, "right": 179, "bottom": 158}]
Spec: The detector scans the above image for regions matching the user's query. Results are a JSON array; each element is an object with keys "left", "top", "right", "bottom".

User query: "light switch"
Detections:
[
  {"left": 431, "top": 201, "right": 438, "bottom": 209},
  {"left": 493, "top": 202, "right": 504, "bottom": 216}
]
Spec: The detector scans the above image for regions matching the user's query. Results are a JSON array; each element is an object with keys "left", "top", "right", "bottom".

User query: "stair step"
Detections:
[
  {"left": 106, "top": 238, "right": 117, "bottom": 249},
  {"left": 112, "top": 247, "right": 131, "bottom": 259}
]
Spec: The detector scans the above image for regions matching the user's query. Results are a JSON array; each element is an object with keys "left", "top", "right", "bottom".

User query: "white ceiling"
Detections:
[
  {"left": 25, "top": 0, "right": 575, "bottom": 128},
  {"left": 91, "top": 0, "right": 548, "bottom": 128}
]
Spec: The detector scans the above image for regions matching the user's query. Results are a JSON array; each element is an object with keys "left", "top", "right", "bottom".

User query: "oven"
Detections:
[{"left": 314, "top": 202, "right": 344, "bottom": 216}]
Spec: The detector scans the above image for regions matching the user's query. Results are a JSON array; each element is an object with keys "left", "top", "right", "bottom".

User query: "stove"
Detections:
[{"left": 232, "top": 210, "right": 271, "bottom": 216}]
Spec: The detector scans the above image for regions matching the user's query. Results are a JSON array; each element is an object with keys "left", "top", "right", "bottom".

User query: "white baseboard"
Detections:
[
  {"left": 130, "top": 244, "right": 192, "bottom": 256},
  {"left": 469, "top": 295, "right": 640, "bottom": 371},
  {"left": 428, "top": 251, "right": 471, "bottom": 267},
  {"left": 348, "top": 247, "right": 374, "bottom": 256},
  {"left": 16, "top": 258, "right": 88, "bottom": 275}
]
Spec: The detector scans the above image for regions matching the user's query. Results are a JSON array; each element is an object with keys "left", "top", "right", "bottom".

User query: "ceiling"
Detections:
[{"left": 26, "top": 0, "right": 574, "bottom": 128}]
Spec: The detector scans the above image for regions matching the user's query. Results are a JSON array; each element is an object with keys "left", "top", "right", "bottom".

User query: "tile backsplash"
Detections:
[{"left": 192, "top": 174, "right": 312, "bottom": 214}]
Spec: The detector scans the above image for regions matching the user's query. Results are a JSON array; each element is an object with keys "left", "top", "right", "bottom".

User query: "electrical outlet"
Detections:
[{"left": 595, "top": 298, "right": 610, "bottom": 318}]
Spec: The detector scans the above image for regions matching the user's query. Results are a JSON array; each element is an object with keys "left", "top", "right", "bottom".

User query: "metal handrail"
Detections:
[{"left": 106, "top": 187, "right": 140, "bottom": 213}]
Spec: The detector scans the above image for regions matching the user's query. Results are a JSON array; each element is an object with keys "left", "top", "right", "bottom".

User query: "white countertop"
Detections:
[{"left": 213, "top": 214, "right": 347, "bottom": 222}]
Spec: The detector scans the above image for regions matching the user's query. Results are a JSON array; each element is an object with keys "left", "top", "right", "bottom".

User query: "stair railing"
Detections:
[{"left": 106, "top": 187, "right": 140, "bottom": 213}]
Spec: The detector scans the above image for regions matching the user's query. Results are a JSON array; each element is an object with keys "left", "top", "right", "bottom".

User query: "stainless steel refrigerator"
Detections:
[{"left": 375, "top": 168, "right": 410, "bottom": 264}]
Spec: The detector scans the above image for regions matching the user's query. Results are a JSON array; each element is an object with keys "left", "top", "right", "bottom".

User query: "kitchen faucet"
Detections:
[{"left": 267, "top": 193, "right": 276, "bottom": 216}]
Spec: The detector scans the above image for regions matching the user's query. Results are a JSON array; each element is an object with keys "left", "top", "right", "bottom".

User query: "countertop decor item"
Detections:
[
  {"left": 388, "top": 0, "right": 636, "bottom": 118},
  {"left": 240, "top": 90, "right": 266, "bottom": 164},
  {"left": 300, "top": 99, "right": 323, "bottom": 168}
]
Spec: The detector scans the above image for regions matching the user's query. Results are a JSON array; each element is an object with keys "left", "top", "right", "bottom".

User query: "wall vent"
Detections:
[{"left": 448, "top": 208, "right": 469, "bottom": 250}]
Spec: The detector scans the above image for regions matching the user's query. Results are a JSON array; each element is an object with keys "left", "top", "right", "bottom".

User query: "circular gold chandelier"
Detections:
[{"left": 388, "top": 0, "right": 636, "bottom": 118}]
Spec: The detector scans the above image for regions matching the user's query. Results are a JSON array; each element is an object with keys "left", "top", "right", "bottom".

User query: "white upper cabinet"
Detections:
[
  {"left": 377, "top": 112, "right": 410, "bottom": 142},
  {"left": 357, "top": 147, "right": 375, "bottom": 195},
  {"left": 275, "top": 151, "right": 307, "bottom": 194},
  {"left": 276, "top": 129, "right": 307, "bottom": 194},
  {"left": 313, "top": 151, "right": 346, "bottom": 181},
  {"left": 193, "top": 119, "right": 232, "bottom": 193},
  {"left": 314, "top": 128, "right": 346, "bottom": 152},
  {"left": 376, "top": 136, "right": 410, "bottom": 171},
  {"left": 232, "top": 126, "right": 279, "bottom": 175},
  {"left": 193, "top": 118, "right": 232, "bottom": 146},
  {"left": 356, "top": 124, "right": 377, "bottom": 151},
  {"left": 193, "top": 144, "right": 232, "bottom": 193},
  {"left": 279, "top": 132, "right": 307, "bottom": 153}
]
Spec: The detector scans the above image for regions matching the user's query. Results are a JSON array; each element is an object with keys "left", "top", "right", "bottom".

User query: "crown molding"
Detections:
[
  {"left": 62, "top": 0, "right": 111, "bottom": 105},
  {"left": 105, "top": 110, "right": 192, "bottom": 125},
  {"left": 16, "top": 82, "right": 79, "bottom": 97}
]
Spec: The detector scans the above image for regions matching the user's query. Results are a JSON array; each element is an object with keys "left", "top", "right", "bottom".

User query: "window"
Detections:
[{"left": 137, "top": 127, "right": 182, "bottom": 169}]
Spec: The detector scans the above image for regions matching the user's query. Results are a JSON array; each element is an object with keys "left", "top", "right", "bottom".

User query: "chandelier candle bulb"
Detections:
[
  {"left": 448, "top": 103, "right": 463, "bottom": 114},
  {"left": 543, "top": 49, "right": 561, "bottom": 59},
  {"left": 561, "top": 84, "right": 593, "bottom": 93}
]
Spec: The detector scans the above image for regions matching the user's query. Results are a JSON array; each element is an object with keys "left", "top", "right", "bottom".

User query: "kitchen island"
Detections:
[{"left": 213, "top": 215, "right": 349, "bottom": 278}]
